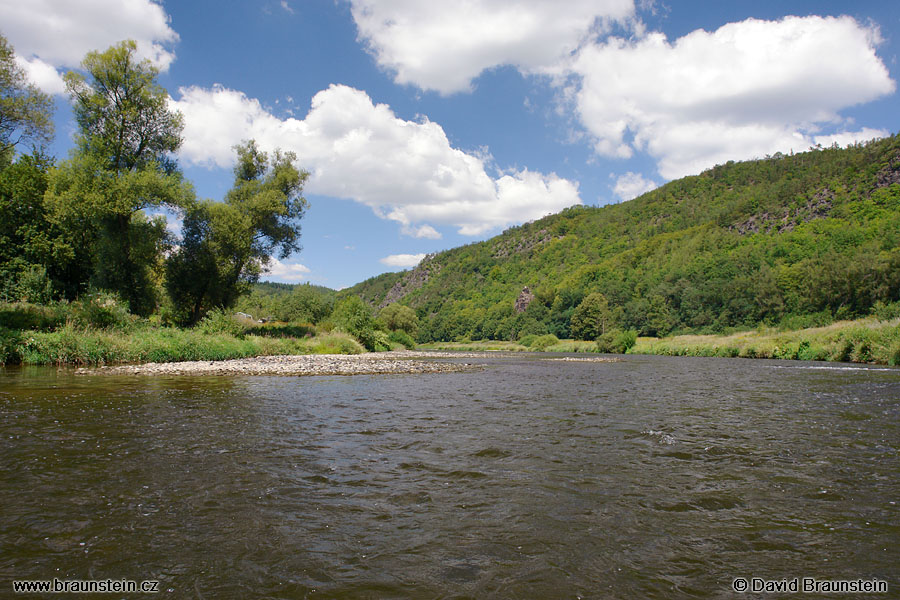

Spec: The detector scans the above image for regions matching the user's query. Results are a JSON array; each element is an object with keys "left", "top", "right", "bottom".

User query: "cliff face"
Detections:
[{"left": 380, "top": 254, "right": 441, "bottom": 308}]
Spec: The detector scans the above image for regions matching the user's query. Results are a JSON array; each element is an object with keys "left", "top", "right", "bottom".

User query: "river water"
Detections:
[{"left": 1, "top": 354, "right": 898, "bottom": 599}]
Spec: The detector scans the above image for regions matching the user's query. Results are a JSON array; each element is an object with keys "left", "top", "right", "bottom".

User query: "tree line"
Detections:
[{"left": 0, "top": 35, "right": 306, "bottom": 325}]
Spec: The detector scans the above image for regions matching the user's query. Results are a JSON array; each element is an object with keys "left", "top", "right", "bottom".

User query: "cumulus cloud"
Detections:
[
  {"left": 380, "top": 253, "right": 426, "bottom": 268},
  {"left": 172, "top": 83, "right": 581, "bottom": 237},
  {"left": 613, "top": 172, "right": 657, "bottom": 201},
  {"left": 566, "top": 15, "right": 895, "bottom": 179},
  {"left": 13, "top": 55, "right": 67, "bottom": 95},
  {"left": 265, "top": 259, "right": 311, "bottom": 283},
  {"left": 0, "top": 0, "right": 178, "bottom": 94},
  {"left": 350, "top": 0, "right": 635, "bottom": 94}
]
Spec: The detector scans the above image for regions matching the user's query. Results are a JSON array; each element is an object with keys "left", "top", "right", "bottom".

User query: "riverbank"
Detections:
[
  {"left": 77, "top": 351, "right": 481, "bottom": 376},
  {"left": 0, "top": 323, "right": 367, "bottom": 366},
  {"left": 419, "top": 316, "right": 900, "bottom": 366},
  {"left": 632, "top": 317, "right": 900, "bottom": 365}
]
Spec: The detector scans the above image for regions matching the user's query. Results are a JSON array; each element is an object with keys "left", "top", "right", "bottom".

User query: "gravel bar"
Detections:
[{"left": 76, "top": 351, "right": 483, "bottom": 377}]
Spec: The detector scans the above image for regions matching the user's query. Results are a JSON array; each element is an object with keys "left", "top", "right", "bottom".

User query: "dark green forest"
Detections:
[{"left": 346, "top": 135, "right": 900, "bottom": 343}]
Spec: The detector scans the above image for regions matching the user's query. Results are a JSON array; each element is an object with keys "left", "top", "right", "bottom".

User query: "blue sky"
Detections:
[{"left": 4, "top": 0, "right": 898, "bottom": 288}]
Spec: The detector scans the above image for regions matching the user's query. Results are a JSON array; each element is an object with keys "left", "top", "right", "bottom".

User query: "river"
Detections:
[{"left": 1, "top": 354, "right": 898, "bottom": 598}]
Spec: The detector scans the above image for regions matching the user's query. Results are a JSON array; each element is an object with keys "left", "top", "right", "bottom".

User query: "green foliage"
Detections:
[
  {"left": 0, "top": 33, "right": 54, "bottom": 156},
  {"left": 70, "top": 292, "right": 135, "bottom": 330},
  {"left": 387, "top": 329, "right": 416, "bottom": 349},
  {"left": 166, "top": 140, "right": 308, "bottom": 325},
  {"left": 596, "top": 329, "right": 637, "bottom": 354},
  {"left": 531, "top": 334, "right": 560, "bottom": 351},
  {"left": 244, "top": 322, "right": 316, "bottom": 338},
  {"left": 871, "top": 300, "right": 900, "bottom": 321},
  {"left": 571, "top": 293, "right": 622, "bottom": 340},
  {"left": 346, "top": 136, "right": 900, "bottom": 344},
  {"left": 332, "top": 295, "right": 381, "bottom": 351},
  {"left": 0, "top": 325, "right": 21, "bottom": 363},
  {"left": 15, "top": 264, "right": 54, "bottom": 304},
  {"left": 196, "top": 308, "right": 245, "bottom": 338},
  {"left": 44, "top": 40, "right": 193, "bottom": 315},
  {"left": 379, "top": 303, "right": 419, "bottom": 336},
  {"left": 0, "top": 302, "right": 66, "bottom": 331}
]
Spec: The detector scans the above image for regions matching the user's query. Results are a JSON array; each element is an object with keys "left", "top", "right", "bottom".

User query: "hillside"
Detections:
[{"left": 345, "top": 135, "right": 900, "bottom": 342}]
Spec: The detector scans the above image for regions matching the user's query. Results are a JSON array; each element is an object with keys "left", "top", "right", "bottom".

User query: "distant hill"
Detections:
[{"left": 344, "top": 135, "right": 900, "bottom": 342}]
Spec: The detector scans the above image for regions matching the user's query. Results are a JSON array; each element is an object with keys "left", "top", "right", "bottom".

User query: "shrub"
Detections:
[
  {"left": 518, "top": 333, "right": 539, "bottom": 347},
  {"left": 388, "top": 329, "right": 416, "bottom": 349},
  {"left": 70, "top": 292, "right": 136, "bottom": 330},
  {"left": 245, "top": 322, "right": 315, "bottom": 338},
  {"left": 16, "top": 265, "right": 54, "bottom": 304},
  {"left": 596, "top": 329, "right": 637, "bottom": 354},
  {"left": 0, "top": 326, "right": 22, "bottom": 364},
  {"left": 196, "top": 308, "right": 246, "bottom": 338},
  {"left": 531, "top": 334, "right": 560, "bottom": 351},
  {"left": 0, "top": 302, "right": 67, "bottom": 331},
  {"left": 872, "top": 301, "right": 900, "bottom": 321}
]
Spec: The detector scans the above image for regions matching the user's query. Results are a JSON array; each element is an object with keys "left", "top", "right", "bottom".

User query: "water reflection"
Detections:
[{"left": 1, "top": 356, "right": 898, "bottom": 598}]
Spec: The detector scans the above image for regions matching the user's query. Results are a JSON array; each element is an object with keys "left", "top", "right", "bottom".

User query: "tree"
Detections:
[
  {"left": 45, "top": 40, "right": 192, "bottom": 314},
  {"left": 379, "top": 303, "right": 418, "bottom": 336},
  {"left": 571, "top": 292, "right": 622, "bottom": 340},
  {"left": 165, "top": 141, "right": 308, "bottom": 325},
  {"left": 0, "top": 33, "right": 54, "bottom": 160}
]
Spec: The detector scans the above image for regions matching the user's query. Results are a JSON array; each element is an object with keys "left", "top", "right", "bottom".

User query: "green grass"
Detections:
[
  {"left": 416, "top": 317, "right": 900, "bottom": 366},
  {"left": 3, "top": 325, "right": 366, "bottom": 366},
  {"left": 631, "top": 317, "right": 900, "bottom": 365},
  {"left": 0, "top": 301, "right": 368, "bottom": 366}
]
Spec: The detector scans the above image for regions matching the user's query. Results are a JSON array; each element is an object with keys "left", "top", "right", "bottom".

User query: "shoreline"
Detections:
[{"left": 76, "top": 351, "right": 484, "bottom": 376}]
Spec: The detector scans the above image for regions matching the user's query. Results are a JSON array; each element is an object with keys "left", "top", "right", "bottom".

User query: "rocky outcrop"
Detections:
[
  {"left": 874, "top": 152, "right": 900, "bottom": 189},
  {"left": 492, "top": 229, "right": 560, "bottom": 259},
  {"left": 514, "top": 286, "right": 535, "bottom": 313},
  {"left": 380, "top": 254, "right": 441, "bottom": 307},
  {"left": 730, "top": 188, "right": 834, "bottom": 235}
]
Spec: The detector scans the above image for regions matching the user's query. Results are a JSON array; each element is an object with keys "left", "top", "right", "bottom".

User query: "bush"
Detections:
[
  {"left": 16, "top": 265, "right": 54, "bottom": 304},
  {"left": 872, "top": 301, "right": 900, "bottom": 321},
  {"left": 245, "top": 322, "right": 315, "bottom": 338},
  {"left": 596, "top": 329, "right": 637, "bottom": 354},
  {"left": 531, "top": 334, "right": 559, "bottom": 351},
  {"left": 0, "top": 326, "right": 22, "bottom": 364},
  {"left": 196, "top": 308, "right": 246, "bottom": 338},
  {"left": 518, "top": 333, "right": 539, "bottom": 347},
  {"left": 70, "top": 292, "right": 136, "bottom": 330},
  {"left": 0, "top": 302, "right": 67, "bottom": 331},
  {"left": 388, "top": 329, "right": 416, "bottom": 349}
]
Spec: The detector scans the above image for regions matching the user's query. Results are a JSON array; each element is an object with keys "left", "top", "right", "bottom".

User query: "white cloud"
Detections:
[
  {"left": 380, "top": 253, "right": 426, "bottom": 268},
  {"left": 265, "top": 259, "right": 311, "bottom": 283},
  {"left": 813, "top": 127, "right": 889, "bottom": 149},
  {"left": 350, "top": 0, "right": 635, "bottom": 94},
  {"left": 0, "top": 0, "right": 178, "bottom": 94},
  {"left": 172, "top": 83, "right": 582, "bottom": 237},
  {"left": 13, "top": 56, "right": 67, "bottom": 95},
  {"left": 566, "top": 16, "right": 895, "bottom": 179},
  {"left": 613, "top": 172, "right": 657, "bottom": 201}
]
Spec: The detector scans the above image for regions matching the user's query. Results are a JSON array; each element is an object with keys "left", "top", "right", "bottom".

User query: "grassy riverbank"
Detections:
[
  {"left": 632, "top": 317, "right": 900, "bottom": 365},
  {"left": 0, "top": 324, "right": 366, "bottom": 366},
  {"left": 0, "top": 301, "right": 369, "bottom": 366},
  {"left": 419, "top": 317, "right": 900, "bottom": 366}
]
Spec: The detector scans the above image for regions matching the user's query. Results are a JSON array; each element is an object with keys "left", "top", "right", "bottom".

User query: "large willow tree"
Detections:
[
  {"left": 166, "top": 140, "right": 308, "bottom": 325},
  {"left": 45, "top": 40, "right": 193, "bottom": 314}
]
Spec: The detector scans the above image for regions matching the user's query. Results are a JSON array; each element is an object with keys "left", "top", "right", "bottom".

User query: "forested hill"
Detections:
[{"left": 345, "top": 135, "right": 900, "bottom": 342}]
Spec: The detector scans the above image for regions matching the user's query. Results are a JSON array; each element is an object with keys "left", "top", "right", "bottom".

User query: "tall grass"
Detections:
[
  {"left": 0, "top": 301, "right": 366, "bottom": 366},
  {"left": 631, "top": 317, "right": 900, "bottom": 366}
]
